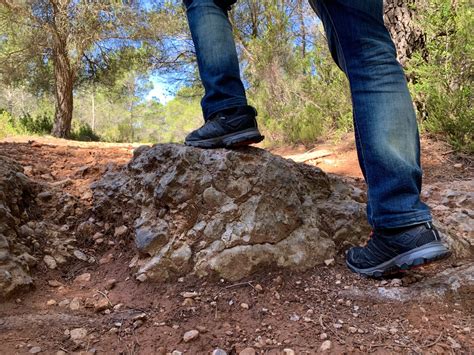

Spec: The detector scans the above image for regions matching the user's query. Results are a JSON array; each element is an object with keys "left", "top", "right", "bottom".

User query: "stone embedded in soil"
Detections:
[
  {"left": 92, "top": 144, "right": 371, "bottom": 282},
  {"left": 70, "top": 328, "right": 87, "bottom": 341},
  {"left": 94, "top": 297, "right": 110, "bottom": 312},
  {"left": 29, "top": 346, "right": 42, "bottom": 354},
  {"left": 48, "top": 280, "right": 63, "bottom": 287},
  {"left": 73, "top": 250, "right": 88, "bottom": 261},
  {"left": 105, "top": 278, "right": 117, "bottom": 290},
  {"left": 212, "top": 349, "right": 227, "bottom": 355},
  {"left": 324, "top": 258, "right": 335, "bottom": 266},
  {"left": 58, "top": 299, "right": 70, "bottom": 307},
  {"left": 74, "top": 273, "right": 91, "bottom": 284},
  {"left": 239, "top": 348, "right": 256, "bottom": 355},
  {"left": 181, "top": 291, "right": 198, "bottom": 298},
  {"left": 319, "top": 340, "right": 332, "bottom": 352},
  {"left": 43, "top": 255, "right": 57, "bottom": 269},
  {"left": 69, "top": 297, "right": 81, "bottom": 311},
  {"left": 182, "top": 329, "right": 200, "bottom": 342},
  {"left": 114, "top": 225, "right": 128, "bottom": 238}
]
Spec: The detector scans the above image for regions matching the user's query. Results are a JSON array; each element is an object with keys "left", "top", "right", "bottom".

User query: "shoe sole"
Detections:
[
  {"left": 185, "top": 128, "right": 264, "bottom": 149},
  {"left": 346, "top": 241, "right": 451, "bottom": 278}
]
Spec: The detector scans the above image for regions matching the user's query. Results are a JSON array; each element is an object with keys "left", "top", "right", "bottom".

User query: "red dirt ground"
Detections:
[{"left": 0, "top": 135, "right": 472, "bottom": 355}]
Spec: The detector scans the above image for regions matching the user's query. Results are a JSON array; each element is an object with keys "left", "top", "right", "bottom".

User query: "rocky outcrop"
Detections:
[
  {"left": 0, "top": 156, "right": 35, "bottom": 298},
  {"left": 92, "top": 144, "right": 371, "bottom": 282},
  {"left": 424, "top": 180, "right": 474, "bottom": 257}
]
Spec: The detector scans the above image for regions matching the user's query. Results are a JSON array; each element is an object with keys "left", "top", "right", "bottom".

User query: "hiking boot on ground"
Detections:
[
  {"left": 346, "top": 222, "right": 450, "bottom": 277},
  {"left": 185, "top": 105, "right": 264, "bottom": 149}
]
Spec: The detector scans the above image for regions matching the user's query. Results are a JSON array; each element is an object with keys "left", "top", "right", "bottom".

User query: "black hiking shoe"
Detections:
[
  {"left": 185, "top": 105, "right": 264, "bottom": 148},
  {"left": 346, "top": 222, "right": 450, "bottom": 278}
]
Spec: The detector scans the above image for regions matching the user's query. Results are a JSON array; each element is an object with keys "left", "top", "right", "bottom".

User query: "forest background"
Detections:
[{"left": 0, "top": 0, "right": 472, "bottom": 152}]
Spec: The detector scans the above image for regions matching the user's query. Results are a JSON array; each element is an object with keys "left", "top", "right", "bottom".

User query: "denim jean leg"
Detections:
[
  {"left": 185, "top": 0, "right": 247, "bottom": 119},
  {"left": 308, "top": 0, "right": 432, "bottom": 229}
]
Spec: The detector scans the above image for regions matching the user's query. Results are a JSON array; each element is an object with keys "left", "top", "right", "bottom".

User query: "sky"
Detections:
[{"left": 146, "top": 75, "right": 175, "bottom": 104}]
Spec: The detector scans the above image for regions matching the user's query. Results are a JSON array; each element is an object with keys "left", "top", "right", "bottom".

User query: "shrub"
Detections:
[{"left": 70, "top": 121, "right": 101, "bottom": 141}]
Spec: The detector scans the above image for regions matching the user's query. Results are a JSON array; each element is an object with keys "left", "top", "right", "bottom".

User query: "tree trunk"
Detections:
[
  {"left": 91, "top": 87, "right": 96, "bottom": 131},
  {"left": 383, "top": 0, "right": 426, "bottom": 67},
  {"left": 51, "top": 48, "right": 74, "bottom": 138}
]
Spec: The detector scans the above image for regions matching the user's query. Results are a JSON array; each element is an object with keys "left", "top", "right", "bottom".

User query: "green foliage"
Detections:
[
  {"left": 0, "top": 0, "right": 471, "bottom": 150},
  {"left": 0, "top": 110, "right": 17, "bottom": 139},
  {"left": 408, "top": 0, "right": 473, "bottom": 152},
  {"left": 69, "top": 122, "right": 101, "bottom": 142},
  {"left": 244, "top": 14, "right": 352, "bottom": 146},
  {"left": 16, "top": 112, "right": 54, "bottom": 135}
]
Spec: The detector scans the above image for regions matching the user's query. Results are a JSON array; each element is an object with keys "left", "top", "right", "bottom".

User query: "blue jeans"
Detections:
[
  {"left": 185, "top": 0, "right": 432, "bottom": 230},
  {"left": 184, "top": 0, "right": 247, "bottom": 119}
]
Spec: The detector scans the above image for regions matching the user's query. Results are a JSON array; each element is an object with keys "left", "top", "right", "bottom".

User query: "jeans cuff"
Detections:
[
  {"left": 203, "top": 98, "right": 248, "bottom": 119},
  {"left": 370, "top": 211, "right": 432, "bottom": 230}
]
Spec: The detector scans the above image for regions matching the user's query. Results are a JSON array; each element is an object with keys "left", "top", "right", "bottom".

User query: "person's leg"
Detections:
[
  {"left": 183, "top": 0, "right": 264, "bottom": 148},
  {"left": 184, "top": 0, "right": 246, "bottom": 118},
  {"left": 308, "top": 0, "right": 449, "bottom": 276}
]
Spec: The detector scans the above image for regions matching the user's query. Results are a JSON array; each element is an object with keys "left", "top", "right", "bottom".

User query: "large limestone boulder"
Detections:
[
  {"left": 0, "top": 156, "right": 35, "bottom": 298},
  {"left": 93, "top": 144, "right": 370, "bottom": 281}
]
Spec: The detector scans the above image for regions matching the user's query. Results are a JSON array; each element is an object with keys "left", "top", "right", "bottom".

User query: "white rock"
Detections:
[
  {"left": 46, "top": 299, "right": 56, "bottom": 306},
  {"left": 183, "top": 329, "right": 199, "bottom": 342},
  {"left": 324, "top": 258, "right": 335, "bottom": 266},
  {"left": 73, "top": 250, "right": 88, "bottom": 261},
  {"left": 240, "top": 303, "right": 249, "bottom": 309},
  {"left": 212, "top": 349, "right": 227, "bottom": 355},
  {"left": 289, "top": 313, "right": 300, "bottom": 322},
  {"left": 114, "top": 225, "right": 128, "bottom": 238},
  {"left": 58, "top": 299, "right": 70, "bottom": 307},
  {"left": 181, "top": 291, "right": 198, "bottom": 298},
  {"left": 70, "top": 328, "right": 87, "bottom": 341},
  {"left": 29, "top": 346, "right": 41, "bottom": 354},
  {"left": 390, "top": 278, "right": 402, "bottom": 287},
  {"left": 171, "top": 351, "right": 183, "bottom": 355},
  {"left": 69, "top": 297, "right": 81, "bottom": 311},
  {"left": 283, "top": 349, "right": 295, "bottom": 355},
  {"left": 320, "top": 332, "right": 328, "bottom": 340},
  {"left": 319, "top": 340, "right": 332, "bottom": 352},
  {"left": 43, "top": 255, "right": 57, "bottom": 269},
  {"left": 136, "top": 273, "right": 148, "bottom": 282},
  {"left": 74, "top": 273, "right": 91, "bottom": 283}
]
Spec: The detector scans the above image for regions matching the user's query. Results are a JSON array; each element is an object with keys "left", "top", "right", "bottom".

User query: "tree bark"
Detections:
[
  {"left": 50, "top": 0, "right": 74, "bottom": 138},
  {"left": 52, "top": 47, "right": 74, "bottom": 138},
  {"left": 383, "top": 0, "right": 426, "bottom": 67}
]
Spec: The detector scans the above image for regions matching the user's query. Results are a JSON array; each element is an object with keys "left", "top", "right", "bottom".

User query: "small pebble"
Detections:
[
  {"left": 183, "top": 329, "right": 199, "bottom": 342},
  {"left": 319, "top": 340, "right": 332, "bottom": 352},
  {"left": 239, "top": 348, "right": 256, "bottom": 355}
]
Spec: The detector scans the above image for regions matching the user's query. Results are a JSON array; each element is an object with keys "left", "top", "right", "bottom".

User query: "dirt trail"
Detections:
[{"left": 0, "top": 135, "right": 472, "bottom": 355}]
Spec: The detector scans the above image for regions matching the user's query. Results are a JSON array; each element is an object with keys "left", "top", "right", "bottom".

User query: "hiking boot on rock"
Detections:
[
  {"left": 346, "top": 222, "right": 450, "bottom": 277},
  {"left": 185, "top": 105, "right": 264, "bottom": 149}
]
